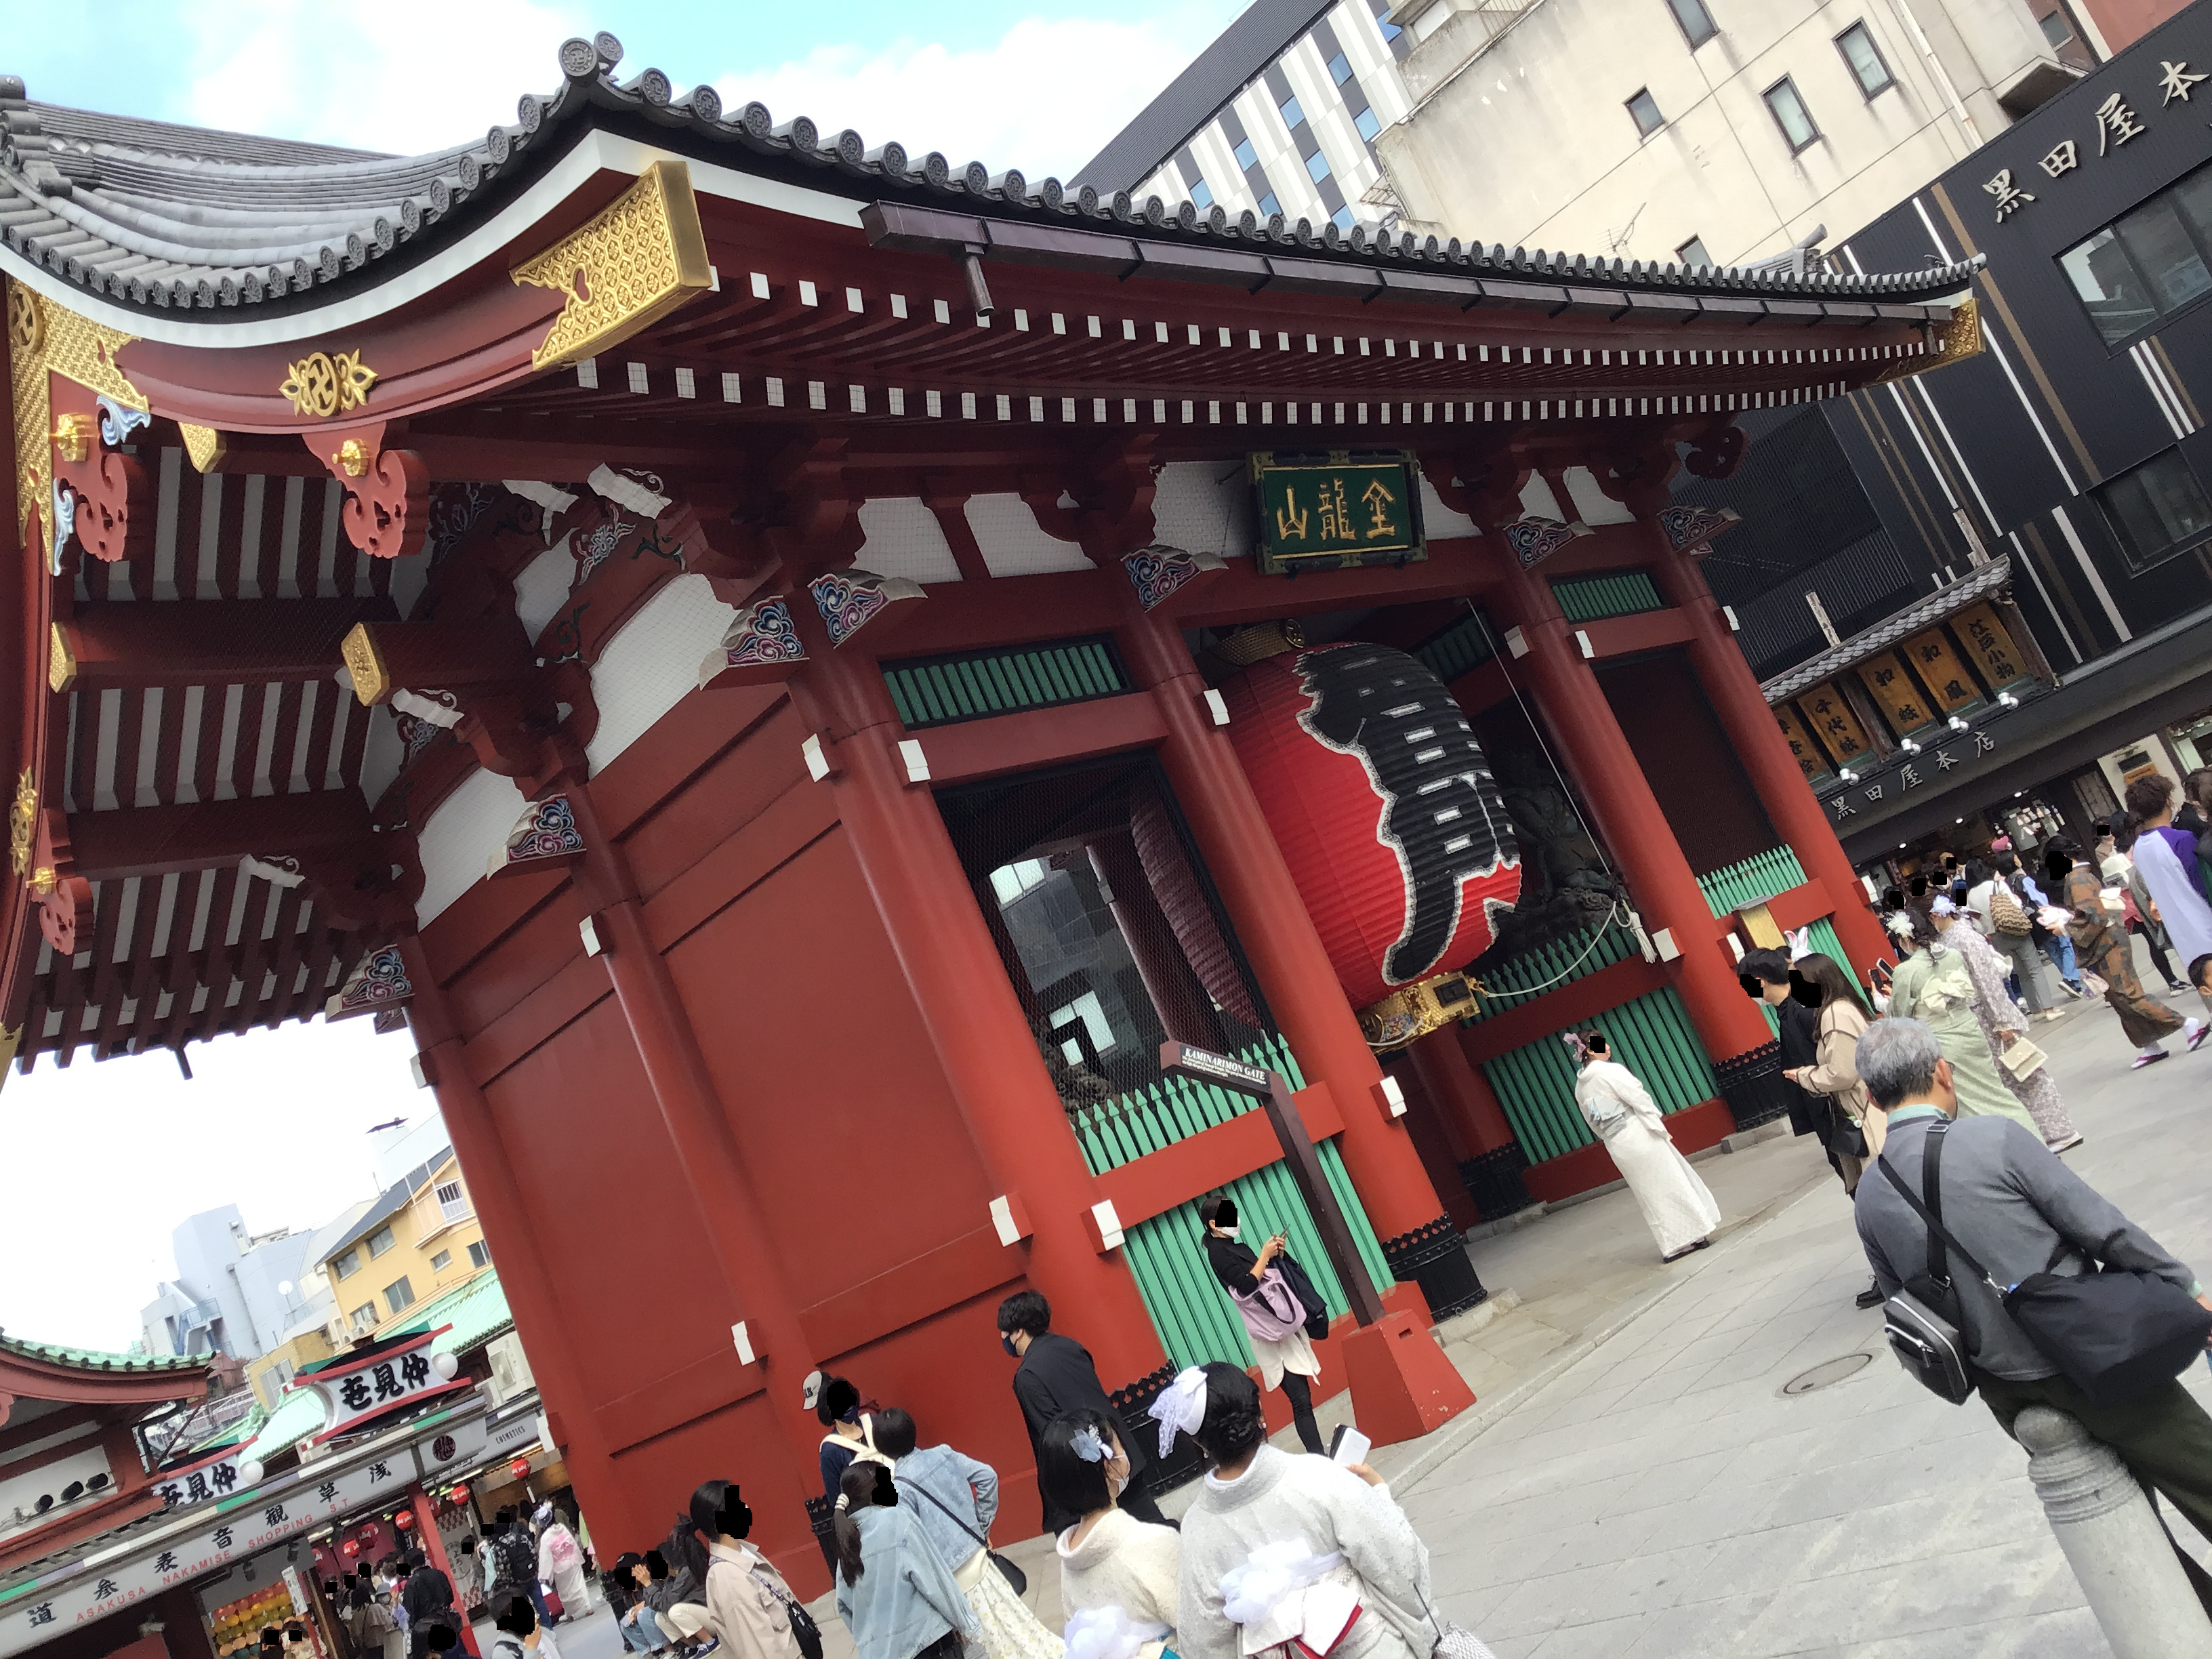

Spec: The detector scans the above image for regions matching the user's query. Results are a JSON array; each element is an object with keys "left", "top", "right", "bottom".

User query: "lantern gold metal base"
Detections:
[{"left": 1360, "top": 970, "right": 1481, "bottom": 1051}]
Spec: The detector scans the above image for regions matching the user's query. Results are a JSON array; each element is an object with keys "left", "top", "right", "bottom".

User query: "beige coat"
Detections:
[
  {"left": 1799, "top": 1000, "right": 1872, "bottom": 1124},
  {"left": 702, "top": 1541, "right": 804, "bottom": 1659}
]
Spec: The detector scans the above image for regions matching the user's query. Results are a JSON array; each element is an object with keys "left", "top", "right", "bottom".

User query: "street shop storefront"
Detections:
[{"left": 0, "top": 1390, "right": 539, "bottom": 1659}]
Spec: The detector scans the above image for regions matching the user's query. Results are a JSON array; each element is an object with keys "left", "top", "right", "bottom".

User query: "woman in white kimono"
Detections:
[{"left": 1568, "top": 1031, "right": 1720, "bottom": 1262}]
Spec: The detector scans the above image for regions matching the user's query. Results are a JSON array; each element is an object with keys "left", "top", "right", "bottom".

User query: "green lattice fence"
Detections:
[
  {"left": 1551, "top": 571, "right": 1664, "bottom": 621},
  {"left": 1460, "top": 916, "right": 1640, "bottom": 1025},
  {"left": 1411, "top": 608, "right": 1500, "bottom": 684},
  {"left": 1478, "top": 986, "right": 1719, "bottom": 1162},
  {"left": 1696, "top": 846, "right": 1809, "bottom": 915},
  {"left": 1069, "top": 1034, "right": 1393, "bottom": 1374},
  {"left": 884, "top": 637, "right": 1128, "bottom": 728}
]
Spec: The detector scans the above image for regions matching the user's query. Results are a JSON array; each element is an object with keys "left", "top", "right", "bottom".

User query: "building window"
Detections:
[
  {"left": 2060, "top": 161, "right": 2212, "bottom": 346},
  {"left": 2039, "top": 7, "right": 2073, "bottom": 47},
  {"left": 1279, "top": 94, "right": 1306, "bottom": 131},
  {"left": 989, "top": 859, "right": 1050, "bottom": 904},
  {"left": 1666, "top": 0, "right": 1717, "bottom": 48},
  {"left": 1763, "top": 77, "right": 1820, "bottom": 152},
  {"left": 1354, "top": 106, "right": 1382, "bottom": 142},
  {"left": 1836, "top": 22, "right": 1893, "bottom": 97},
  {"left": 348, "top": 1303, "right": 377, "bottom": 1332},
  {"left": 434, "top": 1180, "right": 468, "bottom": 1222},
  {"left": 1626, "top": 89, "right": 1664, "bottom": 137},
  {"left": 430, "top": 1249, "right": 453, "bottom": 1272},
  {"left": 1190, "top": 179, "right": 1214, "bottom": 211},
  {"left": 468, "top": 1240, "right": 493, "bottom": 1270},
  {"left": 366, "top": 1226, "right": 396, "bottom": 1258},
  {"left": 1234, "top": 138, "right": 1258, "bottom": 170},
  {"left": 1328, "top": 51, "right": 1353, "bottom": 85},
  {"left": 2095, "top": 448, "right": 2212, "bottom": 573},
  {"left": 384, "top": 1277, "right": 415, "bottom": 1315},
  {"left": 332, "top": 1248, "right": 359, "bottom": 1280},
  {"left": 1258, "top": 192, "right": 1283, "bottom": 218},
  {"left": 1332, "top": 205, "right": 1357, "bottom": 232},
  {"left": 1677, "top": 235, "right": 1714, "bottom": 269},
  {"left": 1307, "top": 148, "right": 1332, "bottom": 184}
]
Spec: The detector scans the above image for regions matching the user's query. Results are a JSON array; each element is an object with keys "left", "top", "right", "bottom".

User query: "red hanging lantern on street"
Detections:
[
  {"left": 1218, "top": 640, "right": 1521, "bottom": 1008},
  {"left": 508, "top": 1457, "right": 532, "bottom": 1480},
  {"left": 394, "top": 1511, "right": 415, "bottom": 1530},
  {"left": 447, "top": 1484, "right": 470, "bottom": 1504},
  {"left": 341, "top": 1540, "right": 361, "bottom": 1559}
]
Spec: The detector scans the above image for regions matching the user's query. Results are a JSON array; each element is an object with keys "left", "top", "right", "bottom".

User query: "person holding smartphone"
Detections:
[{"left": 1197, "top": 1195, "right": 1325, "bottom": 1455}]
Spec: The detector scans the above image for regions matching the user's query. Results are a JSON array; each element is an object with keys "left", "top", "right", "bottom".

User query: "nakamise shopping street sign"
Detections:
[
  {"left": 152, "top": 1445, "right": 260, "bottom": 1513},
  {"left": 1251, "top": 452, "right": 1427, "bottom": 573}
]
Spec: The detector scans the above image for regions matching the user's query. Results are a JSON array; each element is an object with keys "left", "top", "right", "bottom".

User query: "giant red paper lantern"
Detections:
[{"left": 1219, "top": 641, "right": 1521, "bottom": 1008}]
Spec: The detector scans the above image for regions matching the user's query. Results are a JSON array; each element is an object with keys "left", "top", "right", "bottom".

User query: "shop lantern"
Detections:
[
  {"left": 448, "top": 1483, "right": 470, "bottom": 1504},
  {"left": 394, "top": 1511, "right": 415, "bottom": 1530},
  {"left": 1216, "top": 639, "right": 1521, "bottom": 1010},
  {"left": 509, "top": 1457, "right": 532, "bottom": 1480},
  {"left": 341, "top": 1540, "right": 361, "bottom": 1559}
]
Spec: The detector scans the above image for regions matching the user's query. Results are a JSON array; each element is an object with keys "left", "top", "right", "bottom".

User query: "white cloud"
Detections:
[
  {"left": 716, "top": 12, "right": 1241, "bottom": 184},
  {"left": 180, "top": 0, "right": 589, "bottom": 156}
]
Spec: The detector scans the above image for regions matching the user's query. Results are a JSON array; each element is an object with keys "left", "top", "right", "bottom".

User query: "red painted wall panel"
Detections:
[{"left": 621, "top": 699, "right": 811, "bottom": 902}]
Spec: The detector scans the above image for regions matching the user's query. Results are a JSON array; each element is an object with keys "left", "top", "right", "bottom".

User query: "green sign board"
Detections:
[{"left": 1250, "top": 451, "right": 1427, "bottom": 574}]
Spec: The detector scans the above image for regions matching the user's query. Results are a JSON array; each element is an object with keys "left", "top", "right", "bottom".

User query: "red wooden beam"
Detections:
[
  {"left": 54, "top": 598, "right": 395, "bottom": 692},
  {"left": 1456, "top": 952, "right": 1673, "bottom": 1066},
  {"left": 68, "top": 792, "right": 373, "bottom": 881},
  {"left": 909, "top": 693, "right": 1167, "bottom": 785},
  {"left": 1090, "top": 1081, "right": 1347, "bottom": 1231},
  {"left": 1579, "top": 608, "right": 1697, "bottom": 659}
]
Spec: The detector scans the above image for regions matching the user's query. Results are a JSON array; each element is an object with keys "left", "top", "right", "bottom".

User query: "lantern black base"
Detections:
[
  {"left": 1715, "top": 1040, "right": 1790, "bottom": 1131},
  {"left": 1111, "top": 1361, "right": 1206, "bottom": 1495},
  {"left": 1459, "top": 1144, "right": 1536, "bottom": 1221},
  {"left": 804, "top": 1494, "right": 838, "bottom": 1578},
  {"left": 1382, "top": 1213, "right": 1489, "bottom": 1321}
]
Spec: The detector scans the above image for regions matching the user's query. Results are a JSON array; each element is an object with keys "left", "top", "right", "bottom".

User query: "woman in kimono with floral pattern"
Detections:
[
  {"left": 2048, "top": 837, "right": 2192, "bottom": 1069},
  {"left": 1880, "top": 908, "right": 2041, "bottom": 1137},
  {"left": 1928, "top": 897, "right": 2080, "bottom": 1152}
]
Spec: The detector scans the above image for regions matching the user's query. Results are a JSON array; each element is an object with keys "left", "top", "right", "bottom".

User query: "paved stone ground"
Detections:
[{"left": 555, "top": 947, "right": 2212, "bottom": 1659}]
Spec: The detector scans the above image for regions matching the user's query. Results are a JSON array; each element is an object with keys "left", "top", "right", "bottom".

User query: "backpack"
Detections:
[{"left": 1988, "top": 882, "right": 2032, "bottom": 937}]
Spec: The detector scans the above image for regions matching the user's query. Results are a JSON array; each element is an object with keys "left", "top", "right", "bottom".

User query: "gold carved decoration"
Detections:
[
  {"left": 340, "top": 622, "right": 390, "bottom": 704},
  {"left": 179, "top": 422, "right": 227, "bottom": 472},
  {"left": 332, "top": 437, "right": 369, "bottom": 478},
  {"left": 1875, "top": 295, "right": 1984, "bottom": 384},
  {"left": 6, "top": 280, "right": 144, "bottom": 568},
  {"left": 1359, "top": 970, "right": 1481, "bottom": 1052},
  {"left": 50, "top": 411, "right": 93, "bottom": 464},
  {"left": 279, "top": 348, "right": 377, "bottom": 417},
  {"left": 512, "top": 159, "right": 712, "bottom": 369},
  {"left": 47, "top": 623, "right": 74, "bottom": 693},
  {"left": 9, "top": 770, "right": 35, "bottom": 876},
  {"left": 26, "top": 867, "right": 55, "bottom": 898}
]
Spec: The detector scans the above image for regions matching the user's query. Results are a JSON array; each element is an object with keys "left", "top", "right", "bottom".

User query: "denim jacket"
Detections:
[
  {"left": 893, "top": 1443, "right": 999, "bottom": 1574},
  {"left": 833, "top": 1506, "right": 979, "bottom": 1659}
]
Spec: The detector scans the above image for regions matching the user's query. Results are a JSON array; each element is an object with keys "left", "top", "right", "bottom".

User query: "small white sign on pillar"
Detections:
[
  {"left": 1090, "top": 1200, "right": 1126, "bottom": 1251},
  {"left": 1652, "top": 928, "right": 1681, "bottom": 962},
  {"left": 731, "top": 1322, "right": 757, "bottom": 1366},
  {"left": 1202, "top": 688, "right": 1231, "bottom": 726}
]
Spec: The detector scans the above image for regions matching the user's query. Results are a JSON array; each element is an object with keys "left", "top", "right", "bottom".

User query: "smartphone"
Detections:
[{"left": 1328, "top": 1425, "right": 1371, "bottom": 1466}]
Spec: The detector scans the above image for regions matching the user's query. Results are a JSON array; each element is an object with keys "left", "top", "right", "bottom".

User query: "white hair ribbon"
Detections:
[
  {"left": 1070, "top": 1425, "right": 1110, "bottom": 1464},
  {"left": 1147, "top": 1366, "right": 1209, "bottom": 1459}
]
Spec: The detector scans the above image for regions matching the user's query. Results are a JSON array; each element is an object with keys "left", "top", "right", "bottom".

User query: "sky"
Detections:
[
  {"left": 5, "top": 0, "right": 1249, "bottom": 181},
  {"left": 0, "top": 1, "right": 1242, "bottom": 1355}
]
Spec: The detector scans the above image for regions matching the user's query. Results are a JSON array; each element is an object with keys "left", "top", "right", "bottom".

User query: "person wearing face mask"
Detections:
[
  {"left": 1046, "top": 1410, "right": 1180, "bottom": 1659},
  {"left": 996, "top": 1292, "right": 1172, "bottom": 1532},
  {"left": 1195, "top": 1195, "right": 1324, "bottom": 1456},
  {"left": 691, "top": 1480, "right": 809, "bottom": 1659},
  {"left": 815, "top": 1376, "right": 893, "bottom": 1513}
]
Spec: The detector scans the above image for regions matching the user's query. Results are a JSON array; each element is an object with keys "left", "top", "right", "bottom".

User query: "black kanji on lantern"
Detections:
[{"left": 1296, "top": 644, "right": 1513, "bottom": 984}]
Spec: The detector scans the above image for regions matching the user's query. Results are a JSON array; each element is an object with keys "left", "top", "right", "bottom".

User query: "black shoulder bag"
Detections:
[
  {"left": 1275, "top": 1250, "right": 1333, "bottom": 1341},
  {"left": 900, "top": 1475, "right": 1028, "bottom": 1596},
  {"left": 1882, "top": 1123, "right": 2212, "bottom": 1407},
  {"left": 1876, "top": 1123, "right": 1982, "bottom": 1404}
]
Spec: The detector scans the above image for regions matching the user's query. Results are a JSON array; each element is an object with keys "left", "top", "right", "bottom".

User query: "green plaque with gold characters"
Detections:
[{"left": 1250, "top": 451, "right": 1427, "bottom": 574}]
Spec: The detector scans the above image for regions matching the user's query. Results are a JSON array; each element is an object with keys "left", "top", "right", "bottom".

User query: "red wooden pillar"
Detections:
[
  {"left": 1086, "top": 832, "right": 1225, "bottom": 1050},
  {"left": 1412, "top": 1030, "right": 1516, "bottom": 1156},
  {"left": 558, "top": 787, "right": 825, "bottom": 1530},
  {"left": 1487, "top": 564, "right": 1774, "bottom": 1077},
  {"left": 406, "top": 1483, "right": 481, "bottom": 1657},
  {"left": 780, "top": 622, "right": 1169, "bottom": 1399},
  {"left": 1646, "top": 539, "right": 1891, "bottom": 976},
  {"left": 1111, "top": 604, "right": 1456, "bottom": 1254},
  {"left": 398, "top": 938, "right": 652, "bottom": 1555}
]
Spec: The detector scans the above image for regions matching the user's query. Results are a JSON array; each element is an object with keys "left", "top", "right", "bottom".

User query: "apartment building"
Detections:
[{"left": 319, "top": 1147, "right": 490, "bottom": 1347}]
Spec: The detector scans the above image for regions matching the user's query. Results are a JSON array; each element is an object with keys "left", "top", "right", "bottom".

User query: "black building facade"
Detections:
[{"left": 1685, "top": 1, "right": 2212, "bottom": 865}]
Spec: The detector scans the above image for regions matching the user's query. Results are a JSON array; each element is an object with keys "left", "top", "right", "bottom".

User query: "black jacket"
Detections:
[
  {"left": 1010, "top": 1330, "right": 1145, "bottom": 1534},
  {"left": 1202, "top": 1231, "right": 1263, "bottom": 1296},
  {"left": 1774, "top": 996, "right": 1826, "bottom": 1138}
]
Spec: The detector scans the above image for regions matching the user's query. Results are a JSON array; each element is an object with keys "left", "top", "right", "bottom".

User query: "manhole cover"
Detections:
[{"left": 1782, "top": 1353, "right": 1875, "bottom": 1395}]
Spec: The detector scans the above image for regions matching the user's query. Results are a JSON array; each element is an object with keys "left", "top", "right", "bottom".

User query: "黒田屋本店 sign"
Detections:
[{"left": 1250, "top": 452, "right": 1427, "bottom": 573}]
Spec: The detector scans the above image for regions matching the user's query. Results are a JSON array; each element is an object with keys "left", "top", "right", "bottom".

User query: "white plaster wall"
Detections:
[
  {"left": 584, "top": 573, "right": 738, "bottom": 775},
  {"left": 1563, "top": 466, "right": 1636, "bottom": 526},
  {"left": 512, "top": 537, "right": 578, "bottom": 641},
  {"left": 414, "top": 764, "right": 527, "bottom": 926},
  {"left": 857, "top": 497, "right": 964, "bottom": 584},
  {"left": 1151, "top": 460, "right": 1256, "bottom": 559},
  {"left": 1418, "top": 474, "right": 1477, "bottom": 538},
  {"left": 964, "top": 493, "right": 1093, "bottom": 575}
]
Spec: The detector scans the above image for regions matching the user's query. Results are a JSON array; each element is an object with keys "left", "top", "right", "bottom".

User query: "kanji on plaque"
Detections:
[
  {"left": 1791, "top": 682, "right": 1872, "bottom": 764},
  {"left": 1857, "top": 651, "right": 1936, "bottom": 735},
  {"left": 299, "top": 1326, "right": 463, "bottom": 1443},
  {"left": 1904, "top": 627, "right": 1980, "bottom": 714},
  {"left": 1952, "top": 602, "right": 2026, "bottom": 689},
  {"left": 1250, "top": 452, "right": 1425, "bottom": 573},
  {"left": 1772, "top": 701, "right": 1834, "bottom": 781}
]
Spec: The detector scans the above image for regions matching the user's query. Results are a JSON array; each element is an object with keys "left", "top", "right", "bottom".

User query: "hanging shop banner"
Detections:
[
  {"left": 150, "top": 1446, "right": 258, "bottom": 1513},
  {"left": 1902, "top": 628, "right": 1981, "bottom": 714},
  {"left": 298, "top": 1328, "right": 466, "bottom": 1444},
  {"left": 1952, "top": 602, "right": 2027, "bottom": 689},
  {"left": 1771, "top": 701, "right": 1832, "bottom": 781},
  {"left": 0, "top": 1450, "right": 404, "bottom": 1657},
  {"left": 1856, "top": 652, "right": 1937, "bottom": 736},
  {"left": 1792, "top": 682, "right": 1872, "bottom": 764},
  {"left": 1250, "top": 452, "right": 1426, "bottom": 573},
  {"left": 412, "top": 1401, "right": 539, "bottom": 1487}
]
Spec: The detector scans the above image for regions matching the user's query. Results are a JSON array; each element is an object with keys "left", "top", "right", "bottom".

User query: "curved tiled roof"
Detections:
[
  {"left": 1761, "top": 556, "right": 2014, "bottom": 701},
  {"left": 0, "top": 31, "right": 1981, "bottom": 323},
  {"left": 0, "top": 1330, "right": 206, "bottom": 1373}
]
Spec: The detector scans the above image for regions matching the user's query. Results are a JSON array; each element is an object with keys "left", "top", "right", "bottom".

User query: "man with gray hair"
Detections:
[{"left": 1853, "top": 1016, "right": 2212, "bottom": 1530}]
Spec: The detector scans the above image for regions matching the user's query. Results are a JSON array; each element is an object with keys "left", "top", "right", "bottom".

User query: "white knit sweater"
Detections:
[
  {"left": 1176, "top": 1449, "right": 1431, "bottom": 1659},
  {"left": 1055, "top": 1507, "right": 1182, "bottom": 1653}
]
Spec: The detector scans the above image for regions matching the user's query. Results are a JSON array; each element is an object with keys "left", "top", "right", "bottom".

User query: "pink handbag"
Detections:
[{"left": 1233, "top": 1267, "right": 1309, "bottom": 1343}]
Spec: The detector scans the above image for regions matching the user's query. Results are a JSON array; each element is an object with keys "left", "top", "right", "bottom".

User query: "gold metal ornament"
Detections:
[
  {"left": 9, "top": 770, "right": 35, "bottom": 877},
  {"left": 50, "top": 411, "right": 94, "bottom": 464},
  {"left": 26, "top": 867, "right": 55, "bottom": 899},
  {"left": 179, "top": 422, "right": 226, "bottom": 472},
  {"left": 47, "top": 623, "right": 75, "bottom": 693},
  {"left": 1359, "top": 970, "right": 1481, "bottom": 1052},
  {"left": 340, "top": 622, "right": 390, "bottom": 705},
  {"left": 333, "top": 437, "right": 370, "bottom": 478},
  {"left": 1874, "top": 296, "right": 1983, "bottom": 384},
  {"left": 5, "top": 279, "right": 144, "bottom": 566},
  {"left": 512, "top": 159, "right": 713, "bottom": 369},
  {"left": 278, "top": 348, "right": 376, "bottom": 418}
]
